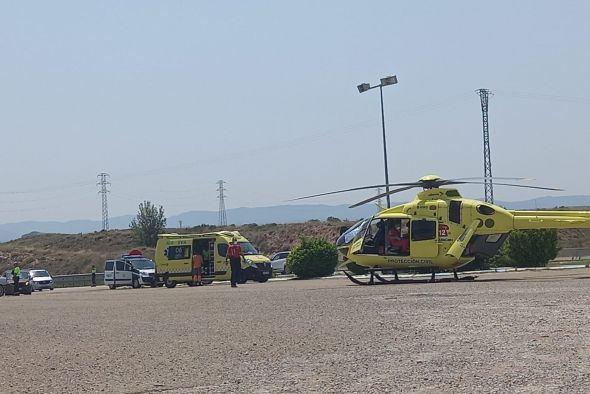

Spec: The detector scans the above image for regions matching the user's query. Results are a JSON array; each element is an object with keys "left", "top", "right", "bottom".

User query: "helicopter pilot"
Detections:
[{"left": 373, "top": 221, "right": 386, "bottom": 254}]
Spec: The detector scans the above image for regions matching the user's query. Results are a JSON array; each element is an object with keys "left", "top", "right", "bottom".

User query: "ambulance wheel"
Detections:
[
  {"left": 132, "top": 278, "right": 141, "bottom": 289},
  {"left": 201, "top": 280, "right": 213, "bottom": 285},
  {"left": 238, "top": 269, "right": 248, "bottom": 284},
  {"left": 0, "top": 284, "right": 4, "bottom": 297},
  {"left": 165, "top": 279, "right": 177, "bottom": 288},
  {"left": 109, "top": 285, "right": 116, "bottom": 290}
]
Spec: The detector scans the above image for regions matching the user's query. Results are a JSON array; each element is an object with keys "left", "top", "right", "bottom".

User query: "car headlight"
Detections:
[{"left": 245, "top": 259, "right": 255, "bottom": 266}]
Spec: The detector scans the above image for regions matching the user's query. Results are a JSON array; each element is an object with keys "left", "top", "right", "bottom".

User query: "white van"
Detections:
[{"left": 103, "top": 251, "right": 156, "bottom": 289}]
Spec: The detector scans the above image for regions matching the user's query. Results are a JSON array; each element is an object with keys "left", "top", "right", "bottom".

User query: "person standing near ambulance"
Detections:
[
  {"left": 11, "top": 262, "right": 21, "bottom": 295},
  {"left": 192, "top": 251, "right": 203, "bottom": 286},
  {"left": 226, "top": 237, "right": 242, "bottom": 288}
]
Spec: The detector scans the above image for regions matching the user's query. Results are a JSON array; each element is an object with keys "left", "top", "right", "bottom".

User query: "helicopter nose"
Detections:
[{"left": 335, "top": 233, "right": 352, "bottom": 260}]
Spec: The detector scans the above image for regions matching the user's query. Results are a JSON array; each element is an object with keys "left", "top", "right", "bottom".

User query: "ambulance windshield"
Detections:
[
  {"left": 239, "top": 242, "right": 259, "bottom": 255},
  {"left": 130, "top": 258, "right": 155, "bottom": 270}
]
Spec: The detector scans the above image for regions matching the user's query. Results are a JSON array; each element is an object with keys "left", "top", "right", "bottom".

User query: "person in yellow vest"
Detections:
[
  {"left": 192, "top": 251, "right": 203, "bottom": 286},
  {"left": 11, "top": 262, "right": 21, "bottom": 296}
]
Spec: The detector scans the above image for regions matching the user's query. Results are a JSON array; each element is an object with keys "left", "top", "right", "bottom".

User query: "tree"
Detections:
[
  {"left": 129, "top": 201, "right": 166, "bottom": 247},
  {"left": 286, "top": 238, "right": 338, "bottom": 279},
  {"left": 505, "top": 229, "right": 560, "bottom": 267}
]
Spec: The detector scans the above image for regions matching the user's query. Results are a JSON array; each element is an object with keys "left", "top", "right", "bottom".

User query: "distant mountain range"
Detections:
[{"left": 1, "top": 195, "right": 589, "bottom": 242}]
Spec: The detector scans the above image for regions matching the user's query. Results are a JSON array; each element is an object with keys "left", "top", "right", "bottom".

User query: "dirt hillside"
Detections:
[{"left": 0, "top": 220, "right": 350, "bottom": 275}]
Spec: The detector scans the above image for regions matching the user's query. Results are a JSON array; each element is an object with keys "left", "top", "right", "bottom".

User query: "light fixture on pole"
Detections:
[{"left": 357, "top": 75, "right": 398, "bottom": 208}]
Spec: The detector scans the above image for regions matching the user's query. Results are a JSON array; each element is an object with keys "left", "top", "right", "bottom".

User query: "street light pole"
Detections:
[
  {"left": 357, "top": 75, "right": 398, "bottom": 208},
  {"left": 379, "top": 85, "right": 391, "bottom": 208}
]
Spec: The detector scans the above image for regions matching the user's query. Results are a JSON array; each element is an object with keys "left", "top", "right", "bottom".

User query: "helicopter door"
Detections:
[{"left": 410, "top": 219, "right": 438, "bottom": 258}]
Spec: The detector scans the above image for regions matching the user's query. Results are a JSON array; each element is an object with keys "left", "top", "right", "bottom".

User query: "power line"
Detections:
[
  {"left": 494, "top": 90, "right": 590, "bottom": 104},
  {"left": 217, "top": 180, "right": 227, "bottom": 226},
  {"left": 97, "top": 173, "right": 111, "bottom": 231},
  {"left": 0, "top": 181, "right": 96, "bottom": 195},
  {"left": 476, "top": 89, "right": 494, "bottom": 204}
]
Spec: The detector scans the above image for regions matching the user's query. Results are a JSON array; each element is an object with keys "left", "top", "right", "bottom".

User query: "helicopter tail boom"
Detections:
[{"left": 512, "top": 211, "right": 590, "bottom": 230}]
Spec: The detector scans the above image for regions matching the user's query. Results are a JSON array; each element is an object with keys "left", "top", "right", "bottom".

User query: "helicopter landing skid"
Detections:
[{"left": 342, "top": 270, "right": 477, "bottom": 285}]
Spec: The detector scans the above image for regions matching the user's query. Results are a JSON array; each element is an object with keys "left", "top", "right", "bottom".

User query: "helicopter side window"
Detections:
[
  {"left": 385, "top": 219, "right": 410, "bottom": 255},
  {"left": 476, "top": 205, "right": 495, "bottom": 215},
  {"left": 411, "top": 220, "right": 437, "bottom": 241},
  {"left": 449, "top": 200, "right": 461, "bottom": 224},
  {"left": 360, "top": 219, "right": 383, "bottom": 254}
]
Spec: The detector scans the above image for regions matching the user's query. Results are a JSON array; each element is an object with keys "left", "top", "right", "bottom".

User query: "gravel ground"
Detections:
[{"left": 1, "top": 269, "right": 590, "bottom": 393}]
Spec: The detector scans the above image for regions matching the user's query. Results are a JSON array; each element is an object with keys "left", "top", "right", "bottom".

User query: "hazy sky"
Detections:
[{"left": 1, "top": 1, "right": 589, "bottom": 224}]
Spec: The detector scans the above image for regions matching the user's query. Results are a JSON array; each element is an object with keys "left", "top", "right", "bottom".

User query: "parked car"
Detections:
[
  {"left": 28, "top": 269, "right": 55, "bottom": 291},
  {"left": 0, "top": 276, "right": 6, "bottom": 297},
  {"left": 1, "top": 270, "right": 33, "bottom": 295},
  {"left": 104, "top": 251, "right": 156, "bottom": 289},
  {"left": 270, "top": 251, "right": 291, "bottom": 274}
]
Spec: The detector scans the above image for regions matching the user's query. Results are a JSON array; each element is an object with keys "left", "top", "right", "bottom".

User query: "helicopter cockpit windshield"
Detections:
[{"left": 336, "top": 218, "right": 370, "bottom": 248}]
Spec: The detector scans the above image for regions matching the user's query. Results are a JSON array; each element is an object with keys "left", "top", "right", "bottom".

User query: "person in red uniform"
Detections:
[
  {"left": 226, "top": 237, "right": 243, "bottom": 288},
  {"left": 388, "top": 227, "right": 409, "bottom": 255},
  {"left": 192, "top": 251, "right": 203, "bottom": 286}
]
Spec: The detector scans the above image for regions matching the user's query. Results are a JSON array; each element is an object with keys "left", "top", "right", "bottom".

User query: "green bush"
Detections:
[
  {"left": 506, "top": 229, "right": 559, "bottom": 267},
  {"left": 286, "top": 238, "right": 338, "bottom": 279}
]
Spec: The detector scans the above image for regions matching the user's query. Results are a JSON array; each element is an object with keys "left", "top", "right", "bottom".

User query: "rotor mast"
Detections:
[{"left": 476, "top": 89, "right": 494, "bottom": 204}]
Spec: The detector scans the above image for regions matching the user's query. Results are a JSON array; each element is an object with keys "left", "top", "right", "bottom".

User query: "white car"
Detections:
[
  {"left": 104, "top": 255, "right": 156, "bottom": 289},
  {"left": 28, "top": 269, "right": 54, "bottom": 291},
  {"left": 270, "top": 251, "right": 291, "bottom": 274}
]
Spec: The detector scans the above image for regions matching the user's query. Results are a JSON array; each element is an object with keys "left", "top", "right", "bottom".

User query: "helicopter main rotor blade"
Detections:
[
  {"left": 448, "top": 177, "right": 534, "bottom": 182},
  {"left": 349, "top": 185, "right": 418, "bottom": 208},
  {"left": 449, "top": 181, "right": 563, "bottom": 191},
  {"left": 348, "top": 181, "right": 563, "bottom": 208},
  {"left": 289, "top": 182, "right": 421, "bottom": 201},
  {"left": 290, "top": 175, "right": 562, "bottom": 205}
]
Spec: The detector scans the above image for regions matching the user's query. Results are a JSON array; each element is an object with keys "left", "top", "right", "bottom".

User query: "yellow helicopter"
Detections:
[{"left": 294, "top": 175, "right": 590, "bottom": 285}]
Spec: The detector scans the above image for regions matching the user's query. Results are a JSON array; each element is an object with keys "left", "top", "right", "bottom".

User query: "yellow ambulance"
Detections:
[{"left": 154, "top": 231, "right": 272, "bottom": 287}]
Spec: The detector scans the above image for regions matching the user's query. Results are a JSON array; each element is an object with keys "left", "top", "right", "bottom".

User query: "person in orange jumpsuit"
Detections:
[
  {"left": 388, "top": 226, "right": 409, "bottom": 254},
  {"left": 192, "top": 251, "right": 203, "bottom": 286}
]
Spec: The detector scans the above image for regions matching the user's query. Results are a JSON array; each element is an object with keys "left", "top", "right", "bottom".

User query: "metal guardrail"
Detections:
[
  {"left": 53, "top": 273, "right": 105, "bottom": 288},
  {"left": 552, "top": 247, "right": 590, "bottom": 261},
  {"left": 48, "top": 261, "right": 590, "bottom": 288}
]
